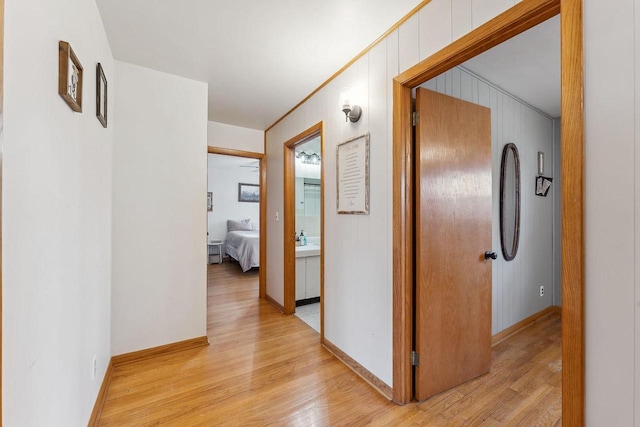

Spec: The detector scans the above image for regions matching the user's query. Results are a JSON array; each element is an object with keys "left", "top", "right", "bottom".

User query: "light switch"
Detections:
[{"left": 275, "top": 211, "right": 279, "bottom": 221}]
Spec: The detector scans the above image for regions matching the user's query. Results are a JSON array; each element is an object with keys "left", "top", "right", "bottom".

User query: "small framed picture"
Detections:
[
  {"left": 238, "top": 183, "right": 260, "bottom": 203},
  {"left": 535, "top": 176, "right": 553, "bottom": 197},
  {"left": 207, "top": 192, "right": 213, "bottom": 212},
  {"left": 58, "top": 41, "right": 83, "bottom": 112},
  {"left": 96, "top": 63, "right": 108, "bottom": 128}
]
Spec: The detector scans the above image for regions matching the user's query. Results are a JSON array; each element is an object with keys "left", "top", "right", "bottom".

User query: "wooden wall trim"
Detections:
[
  {"left": 323, "top": 339, "right": 393, "bottom": 401},
  {"left": 392, "top": 1, "right": 584, "bottom": 423},
  {"left": 264, "top": 0, "right": 433, "bottom": 133},
  {"left": 391, "top": 80, "right": 414, "bottom": 405},
  {"left": 281, "top": 122, "right": 323, "bottom": 315},
  {"left": 491, "top": 305, "right": 561, "bottom": 346},
  {"left": 111, "top": 336, "right": 209, "bottom": 367},
  {"left": 265, "top": 294, "right": 284, "bottom": 313},
  {"left": 87, "top": 358, "right": 114, "bottom": 427},
  {"left": 560, "top": 0, "right": 584, "bottom": 422},
  {"left": 207, "top": 146, "right": 264, "bottom": 159},
  {"left": 395, "top": 0, "right": 559, "bottom": 87},
  {"left": 207, "top": 145, "right": 267, "bottom": 298}
]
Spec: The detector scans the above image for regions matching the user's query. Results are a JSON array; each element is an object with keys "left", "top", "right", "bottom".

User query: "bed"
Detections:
[{"left": 225, "top": 220, "right": 260, "bottom": 272}]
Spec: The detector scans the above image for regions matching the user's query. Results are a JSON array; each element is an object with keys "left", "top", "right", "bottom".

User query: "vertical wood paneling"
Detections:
[
  {"left": 418, "top": 0, "right": 453, "bottom": 61},
  {"left": 552, "top": 118, "right": 561, "bottom": 307},
  {"left": 398, "top": 14, "right": 420, "bottom": 74},
  {"left": 420, "top": 66, "right": 557, "bottom": 334},
  {"left": 452, "top": 0, "right": 473, "bottom": 41},
  {"left": 472, "top": 0, "right": 515, "bottom": 28}
]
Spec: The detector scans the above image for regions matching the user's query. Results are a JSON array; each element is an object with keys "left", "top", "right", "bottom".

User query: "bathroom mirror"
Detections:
[{"left": 499, "top": 143, "right": 520, "bottom": 261}]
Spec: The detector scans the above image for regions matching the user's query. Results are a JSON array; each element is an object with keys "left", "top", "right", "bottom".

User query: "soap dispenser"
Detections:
[{"left": 300, "top": 230, "right": 307, "bottom": 246}]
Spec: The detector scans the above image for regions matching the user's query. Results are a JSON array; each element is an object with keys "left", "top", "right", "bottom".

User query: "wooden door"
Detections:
[{"left": 415, "top": 88, "right": 492, "bottom": 401}]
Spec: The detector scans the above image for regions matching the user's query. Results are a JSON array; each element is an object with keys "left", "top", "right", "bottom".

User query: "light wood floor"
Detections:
[{"left": 98, "top": 261, "right": 561, "bottom": 426}]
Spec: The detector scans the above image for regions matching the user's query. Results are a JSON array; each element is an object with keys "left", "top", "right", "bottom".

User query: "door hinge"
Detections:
[
  {"left": 411, "top": 351, "right": 419, "bottom": 366},
  {"left": 412, "top": 111, "right": 419, "bottom": 126}
]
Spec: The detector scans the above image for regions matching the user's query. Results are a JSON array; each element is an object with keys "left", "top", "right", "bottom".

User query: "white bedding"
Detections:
[{"left": 226, "top": 230, "right": 259, "bottom": 272}]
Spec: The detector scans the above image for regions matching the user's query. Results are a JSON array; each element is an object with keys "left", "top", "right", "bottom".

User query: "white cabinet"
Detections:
[
  {"left": 295, "top": 257, "right": 306, "bottom": 300},
  {"left": 295, "top": 255, "right": 320, "bottom": 301},
  {"left": 305, "top": 256, "right": 320, "bottom": 299}
]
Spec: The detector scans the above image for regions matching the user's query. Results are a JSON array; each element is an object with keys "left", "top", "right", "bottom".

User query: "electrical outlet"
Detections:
[
  {"left": 92, "top": 355, "right": 97, "bottom": 380},
  {"left": 539, "top": 286, "right": 545, "bottom": 297}
]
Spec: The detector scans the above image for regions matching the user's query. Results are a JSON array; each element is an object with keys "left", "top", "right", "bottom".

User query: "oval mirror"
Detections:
[{"left": 499, "top": 143, "right": 520, "bottom": 261}]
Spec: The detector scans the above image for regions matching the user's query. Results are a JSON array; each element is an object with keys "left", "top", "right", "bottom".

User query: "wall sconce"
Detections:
[
  {"left": 296, "top": 151, "right": 321, "bottom": 165},
  {"left": 537, "top": 151, "right": 545, "bottom": 175},
  {"left": 339, "top": 87, "right": 362, "bottom": 123}
]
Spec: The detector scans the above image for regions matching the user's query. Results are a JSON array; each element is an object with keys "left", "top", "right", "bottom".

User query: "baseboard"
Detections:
[
  {"left": 492, "top": 305, "right": 561, "bottom": 347},
  {"left": 112, "top": 336, "right": 209, "bottom": 367},
  {"left": 87, "top": 357, "right": 114, "bottom": 427},
  {"left": 323, "top": 338, "right": 393, "bottom": 401},
  {"left": 296, "top": 297, "right": 320, "bottom": 307},
  {"left": 265, "top": 294, "right": 284, "bottom": 313},
  {"left": 89, "top": 336, "right": 209, "bottom": 425}
]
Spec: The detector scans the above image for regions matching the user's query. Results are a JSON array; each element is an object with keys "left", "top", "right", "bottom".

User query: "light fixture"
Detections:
[
  {"left": 296, "top": 151, "right": 321, "bottom": 165},
  {"left": 339, "top": 87, "right": 362, "bottom": 123}
]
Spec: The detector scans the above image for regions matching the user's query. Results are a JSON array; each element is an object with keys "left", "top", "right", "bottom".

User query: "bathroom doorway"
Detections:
[{"left": 283, "top": 122, "right": 324, "bottom": 339}]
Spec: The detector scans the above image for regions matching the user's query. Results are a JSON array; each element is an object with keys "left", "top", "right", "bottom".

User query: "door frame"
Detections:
[
  {"left": 282, "top": 122, "right": 324, "bottom": 337},
  {"left": 207, "top": 146, "right": 267, "bottom": 298},
  {"left": 392, "top": 0, "right": 584, "bottom": 424}
]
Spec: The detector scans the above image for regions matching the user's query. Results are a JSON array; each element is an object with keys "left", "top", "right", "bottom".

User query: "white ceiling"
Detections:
[
  {"left": 462, "top": 15, "right": 560, "bottom": 118},
  {"left": 96, "top": 0, "right": 423, "bottom": 130}
]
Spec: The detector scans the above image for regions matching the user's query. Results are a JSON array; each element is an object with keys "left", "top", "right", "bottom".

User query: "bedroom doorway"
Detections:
[
  {"left": 206, "top": 147, "right": 266, "bottom": 296},
  {"left": 283, "top": 122, "right": 324, "bottom": 340}
]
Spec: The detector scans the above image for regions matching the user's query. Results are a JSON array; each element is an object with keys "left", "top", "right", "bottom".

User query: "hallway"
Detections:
[{"left": 97, "top": 262, "right": 561, "bottom": 425}]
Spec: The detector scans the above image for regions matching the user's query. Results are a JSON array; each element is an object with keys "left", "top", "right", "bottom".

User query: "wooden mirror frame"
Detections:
[{"left": 499, "top": 143, "right": 521, "bottom": 261}]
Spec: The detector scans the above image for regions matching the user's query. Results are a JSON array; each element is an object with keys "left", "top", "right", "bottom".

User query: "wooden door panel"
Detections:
[{"left": 415, "top": 88, "right": 492, "bottom": 401}]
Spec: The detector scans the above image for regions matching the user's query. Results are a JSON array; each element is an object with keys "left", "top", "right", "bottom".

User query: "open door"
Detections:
[{"left": 414, "top": 88, "right": 493, "bottom": 401}]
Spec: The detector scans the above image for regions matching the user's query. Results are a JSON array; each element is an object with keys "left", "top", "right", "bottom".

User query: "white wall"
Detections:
[
  {"left": 3, "top": 0, "right": 114, "bottom": 425},
  {"left": 111, "top": 61, "right": 208, "bottom": 355},
  {"left": 208, "top": 121, "right": 264, "bottom": 153},
  {"left": 420, "top": 66, "right": 559, "bottom": 334},
  {"left": 552, "top": 118, "right": 561, "bottom": 307},
  {"left": 266, "top": 0, "right": 640, "bottom": 422},
  {"left": 585, "top": 0, "right": 636, "bottom": 424},
  {"left": 265, "top": 0, "right": 531, "bottom": 389},
  {"left": 207, "top": 154, "right": 260, "bottom": 244}
]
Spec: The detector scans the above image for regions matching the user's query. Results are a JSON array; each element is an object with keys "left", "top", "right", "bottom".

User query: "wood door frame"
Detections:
[
  {"left": 207, "top": 147, "right": 266, "bottom": 298},
  {"left": 282, "top": 122, "right": 324, "bottom": 339},
  {"left": 392, "top": 0, "right": 584, "bottom": 424}
]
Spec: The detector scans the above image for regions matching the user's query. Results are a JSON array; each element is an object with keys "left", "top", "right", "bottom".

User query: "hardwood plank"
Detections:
[{"left": 97, "top": 262, "right": 561, "bottom": 425}]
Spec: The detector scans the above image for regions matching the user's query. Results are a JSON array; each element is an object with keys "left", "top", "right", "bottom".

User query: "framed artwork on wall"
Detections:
[
  {"left": 238, "top": 183, "right": 259, "bottom": 203},
  {"left": 58, "top": 41, "right": 83, "bottom": 112},
  {"left": 96, "top": 63, "right": 108, "bottom": 127},
  {"left": 336, "top": 132, "right": 370, "bottom": 214}
]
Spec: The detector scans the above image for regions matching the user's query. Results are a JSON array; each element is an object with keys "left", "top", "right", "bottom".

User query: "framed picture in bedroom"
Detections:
[
  {"left": 96, "top": 63, "right": 108, "bottom": 128},
  {"left": 58, "top": 41, "right": 83, "bottom": 112},
  {"left": 238, "top": 183, "right": 259, "bottom": 203}
]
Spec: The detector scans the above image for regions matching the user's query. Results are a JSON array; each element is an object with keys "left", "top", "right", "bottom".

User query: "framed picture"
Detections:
[
  {"left": 58, "top": 41, "right": 83, "bottom": 112},
  {"left": 337, "top": 132, "right": 370, "bottom": 214},
  {"left": 535, "top": 176, "right": 553, "bottom": 197},
  {"left": 238, "top": 183, "right": 260, "bottom": 203},
  {"left": 207, "top": 192, "right": 213, "bottom": 212},
  {"left": 96, "top": 63, "right": 108, "bottom": 128}
]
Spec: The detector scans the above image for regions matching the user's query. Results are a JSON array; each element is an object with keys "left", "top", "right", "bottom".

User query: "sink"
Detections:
[{"left": 295, "top": 244, "right": 321, "bottom": 257}]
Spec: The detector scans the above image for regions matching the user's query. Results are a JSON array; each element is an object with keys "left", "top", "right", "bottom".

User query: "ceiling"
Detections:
[
  {"left": 462, "top": 15, "right": 560, "bottom": 118},
  {"left": 96, "top": 0, "right": 423, "bottom": 130},
  {"left": 96, "top": 2, "right": 560, "bottom": 131}
]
